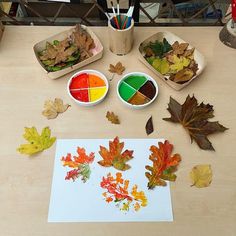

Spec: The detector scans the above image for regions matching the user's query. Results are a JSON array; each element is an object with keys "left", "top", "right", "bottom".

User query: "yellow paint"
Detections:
[{"left": 89, "top": 87, "right": 107, "bottom": 102}]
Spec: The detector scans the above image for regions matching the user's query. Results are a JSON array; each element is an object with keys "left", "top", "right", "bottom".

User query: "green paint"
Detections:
[
  {"left": 119, "top": 82, "right": 136, "bottom": 101},
  {"left": 124, "top": 75, "right": 147, "bottom": 90}
]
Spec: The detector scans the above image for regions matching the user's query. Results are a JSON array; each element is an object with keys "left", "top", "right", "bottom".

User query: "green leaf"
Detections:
[{"left": 147, "top": 38, "right": 172, "bottom": 58}]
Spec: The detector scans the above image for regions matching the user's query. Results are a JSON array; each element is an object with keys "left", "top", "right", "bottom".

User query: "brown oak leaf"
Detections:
[
  {"left": 109, "top": 62, "right": 125, "bottom": 75},
  {"left": 106, "top": 111, "right": 120, "bottom": 124},
  {"left": 172, "top": 41, "right": 189, "bottom": 55},
  {"left": 163, "top": 95, "right": 228, "bottom": 151},
  {"left": 145, "top": 140, "right": 181, "bottom": 189},
  {"left": 98, "top": 137, "right": 134, "bottom": 171}
]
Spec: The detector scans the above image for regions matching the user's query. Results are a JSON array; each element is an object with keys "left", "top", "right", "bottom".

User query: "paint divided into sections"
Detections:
[
  {"left": 118, "top": 75, "right": 157, "bottom": 105},
  {"left": 69, "top": 73, "right": 107, "bottom": 102}
]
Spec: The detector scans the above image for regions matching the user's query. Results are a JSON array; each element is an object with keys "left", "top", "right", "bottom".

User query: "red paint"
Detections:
[
  {"left": 70, "top": 89, "right": 89, "bottom": 102},
  {"left": 232, "top": 0, "right": 236, "bottom": 21},
  {"left": 69, "top": 73, "right": 89, "bottom": 90}
]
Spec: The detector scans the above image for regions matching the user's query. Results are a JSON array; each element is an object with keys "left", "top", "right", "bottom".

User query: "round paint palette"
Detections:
[
  {"left": 67, "top": 70, "right": 109, "bottom": 106},
  {"left": 117, "top": 72, "right": 158, "bottom": 109}
]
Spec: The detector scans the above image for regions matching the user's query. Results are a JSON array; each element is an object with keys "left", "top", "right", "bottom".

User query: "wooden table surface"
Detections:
[{"left": 0, "top": 26, "right": 235, "bottom": 236}]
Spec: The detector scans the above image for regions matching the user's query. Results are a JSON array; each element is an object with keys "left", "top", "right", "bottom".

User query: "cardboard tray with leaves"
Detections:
[
  {"left": 138, "top": 31, "right": 206, "bottom": 90},
  {"left": 33, "top": 25, "right": 103, "bottom": 79}
]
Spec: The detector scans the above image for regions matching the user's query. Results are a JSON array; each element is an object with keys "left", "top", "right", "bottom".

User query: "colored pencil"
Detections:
[{"left": 110, "top": 1, "right": 120, "bottom": 29}]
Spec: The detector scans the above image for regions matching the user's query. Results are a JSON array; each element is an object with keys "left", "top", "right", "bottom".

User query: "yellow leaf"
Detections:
[
  {"left": 17, "top": 127, "right": 56, "bottom": 155},
  {"left": 169, "top": 55, "right": 190, "bottom": 73},
  {"left": 190, "top": 165, "right": 213, "bottom": 188},
  {"left": 152, "top": 58, "right": 170, "bottom": 75}
]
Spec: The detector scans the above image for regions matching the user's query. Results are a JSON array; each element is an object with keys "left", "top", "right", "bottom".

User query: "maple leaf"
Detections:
[
  {"left": 98, "top": 137, "right": 134, "bottom": 171},
  {"left": 163, "top": 95, "right": 228, "bottom": 151},
  {"left": 109, "top": 62, "right": 125, "bottom": 75},
  {"left": 190, "top": 164, "right": 212, "bottom": 188},
  {"left": 17, "top": 127, "right": 56, "bottom": 155},
  {"left": 42, "top": 98, "right": 70, "bottom": 119},
  {"left": 145, "top": 140, "right": 181, "bottom": 189},
  {"left": 106, "top": 111, "right": 120, "bottom": 124}
]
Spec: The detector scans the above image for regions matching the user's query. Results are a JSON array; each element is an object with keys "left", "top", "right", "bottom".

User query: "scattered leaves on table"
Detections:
[
  {"left": 17, "top": 127, "right": 56, "bottom": 155},
  {"left": 106, "top": 111, "right": 120, "bottom": 124},
  {"left": 109, "top": 62, "right": 125, "bottom": 75},
  {"left": 42, "top": 98, "right": 70, "bottom": 119},
  {"left": 163, "top": 95, "right": 228, "bottom": 151},
  {"left": 145, "top": 116, "right": 154, "bottom": 135},
  {"left": 101, "top": 172, "right": 147, "bottom": 212},
  {"left": 38, "top": 25, "right": 95, "bottom": 72},
  {"left": 190, "top": 164, "right": 212, "bottom": 188},
  {"left": 98, "top": 136, "right": 134, "bottom": 171},
  {"left": 144, "top": 38, "right": 198, "bottom": 84},
  {"left": 61, "top": 147, "right": 95, "bottom": 182},
  {"left": 145, "top": 140, "right": 181, "bottom": 189}
]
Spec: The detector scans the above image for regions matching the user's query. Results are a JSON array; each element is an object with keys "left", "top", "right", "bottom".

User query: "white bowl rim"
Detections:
[
  {"left": 67, "top": 69, "right": 109, "bottom": 105},
  {"left": 117, "top": 71, "right": 159, "bottom": 108}
]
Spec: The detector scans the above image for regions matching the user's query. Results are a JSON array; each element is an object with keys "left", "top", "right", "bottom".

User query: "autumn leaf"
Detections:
[
  {"left": 170, "top": 68, "right": 194, "bottom": 84},
  {"left": 109, "top": 62, "right": 125, "bottom": 75},
  {"left": 172, "top": 41, "right": 189, "bottom": 55},
  {"left": 106, "top": 111, "right": 120, "bottom": 124},
  {"left": 17, "top": 127, "right": 56, "bottom": 155},
  {"left": 163, "top": 95, "right": 228, "bottom": 151},
  {"left": 152, "top": 58, "right": 170, "bottom": 75},
  {"left": 98, "top": 136, "right": 134, "bottom": 171},
  {"left": 145, "top": 116, "right": 154, "bottom": 135},
  {"left": 42, "top": 98, "right": 70, "bottom": 119},
  {"left": 190, "top": 164, "right": 212, "bottom": 188},
  {"left": 169, "top": 55, "right": 190, "bottom": 73},
  {"left": 145, "top": 140, "right": 181, "bottom": 189}
]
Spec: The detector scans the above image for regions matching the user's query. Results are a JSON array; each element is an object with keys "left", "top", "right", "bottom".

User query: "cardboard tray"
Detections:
[
  {"left": 0, "top": 21, "right": 4, "bottom": 41},
  {"left": 33, "top": 25, "right": 103, "bottom": 79},
  {"left": 138, "top": 31, "right": 206, "bottom": 90}
]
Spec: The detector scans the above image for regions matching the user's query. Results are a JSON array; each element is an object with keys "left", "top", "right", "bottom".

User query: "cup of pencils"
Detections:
[{"left": 107, "top": 1, "right": 134, "bottom": 56}]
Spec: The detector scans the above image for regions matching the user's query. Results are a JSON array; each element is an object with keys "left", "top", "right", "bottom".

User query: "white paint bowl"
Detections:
[
  {"left": 117, "top": 72, "right": 159, "bottom": 109},
  {"left": 67, "top": 69, "right": 109, "bottom": 106}
]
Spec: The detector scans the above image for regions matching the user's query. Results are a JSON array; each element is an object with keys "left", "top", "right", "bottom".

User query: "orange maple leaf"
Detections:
[
  {"left": 145, "top": 140, "right": 181, "bottom": 189},
  {"left": 98, "top": 137, "right": 134, "bottom": 171}
]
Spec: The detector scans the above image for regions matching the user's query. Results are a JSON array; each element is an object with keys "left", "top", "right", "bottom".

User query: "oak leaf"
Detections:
[
  {"left": 42, "top": 98, "right": 70, "bottom": 119},
  {"left": 17, "top": 127, "right": 56, "bottom": 155},
  {"left": 106, "top": 111, "right": 120, "bottom": 124},
  {"left": 145, "top": 140, "right": 181, "bottom": 189},
  {"left": 109, "top": 62, "right": 125, "bottom": 75},
  {"left": 163, "top": 95, "right": 228, "bottom": 151},
  {"left": 190, "top": 164, "right": 212, "bottom": 188},
  {"left": 98, "top": 137, "right": 134, "bottom": 171}
]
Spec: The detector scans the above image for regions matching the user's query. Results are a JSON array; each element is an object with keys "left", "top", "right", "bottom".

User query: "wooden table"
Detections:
[{"left": 0, "top": 26, "right": 235, "bottom": 236}]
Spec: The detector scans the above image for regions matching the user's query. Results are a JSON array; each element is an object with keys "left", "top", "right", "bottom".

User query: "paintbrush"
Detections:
[
  {"left": 117, "top": 0, "right": 120, "bottom": 28},
  {"left": 110, "top": 1, "right": 120, "bottom": 29},
  {"left": 122, "top": 0, "right": 135, "bottom": 29}
]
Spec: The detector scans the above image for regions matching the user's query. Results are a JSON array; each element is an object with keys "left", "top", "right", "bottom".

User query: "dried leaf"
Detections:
[
  {"left": 152, "top": 58, "right": 170, "bottom": 75},
  {"left": 98, "top": 136, "right": 134, "bottom": 171},
  {"left": 106, "top": 111, "right": 120, "bottom": 124},
  {"left": 170, "top": 68, "right": 194, "bottom": 84},
  {"left": 109, "top": 62, "right": 125, "bottom": 75},
  {"left": 163, "top": 95, "right": 228, "bottom": 151},
  {"left": 42, "top": 98, "right": 70, "bottom": 119},
  {"left": 190, "top": 165, "right": 212, "bottom": 188},
  {"left": 145, "top": 140, "right": 181, "bottom": 189},
  {"left": 169, "top": 55, "right": 190, "bottom": 73},
  {"left": 17, "top": 127, "right": 56, "bottom": 155},
  {"left": 172, "top": 41, "right": 189, "bottom": 55},
  {"left": 145, "top": 116, "right": 154, "bottom": 135}
]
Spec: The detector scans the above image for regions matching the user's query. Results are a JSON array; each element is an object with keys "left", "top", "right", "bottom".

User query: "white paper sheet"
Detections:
[{"left": 48, "top": 139, "right": 173, "bottom": 222}]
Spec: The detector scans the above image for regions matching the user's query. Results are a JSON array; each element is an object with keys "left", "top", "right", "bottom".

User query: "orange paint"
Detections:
[{"left": 88, "top": 74, "right": 106, "bottom": 87}]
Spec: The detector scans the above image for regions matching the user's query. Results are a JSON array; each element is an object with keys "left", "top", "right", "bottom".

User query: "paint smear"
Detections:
[
  {"left": 88, "top": 74, "right": 106, "bottom": 87},
  {"left": 139, "top": 80, "right": 156, "bottom": 100},
  {"left": 89, "top": 87, "right": 107, "bottom": 102},
  {"left": 69, "top": 73, "right": 89, "bottom": 90},
  {"left": 128, "top": 91, "right": 150, "bottom": 105},
  {"left": 70, "top": 89, "right": 89, "bottom": 102},
  {"left": 119, "top": 82, "right": 136, "bottom": 102},
  {"left": 124, "top": 75, "right": 147, "bottom": 90}
]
